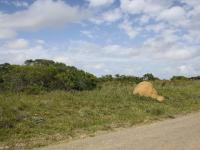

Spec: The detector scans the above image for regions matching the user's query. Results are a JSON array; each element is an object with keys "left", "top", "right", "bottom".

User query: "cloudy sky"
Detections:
[{"left": 0, "top": 0, "right": 200, "bottom": 78}]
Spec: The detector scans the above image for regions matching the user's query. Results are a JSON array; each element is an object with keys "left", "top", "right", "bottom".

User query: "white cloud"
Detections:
[
  {"left": 102, "top": 44, "right": 139, "bottom": 57},
  {"left": 162, "top": 64, "right": 200, "bottom": 78},
  {"left": 158, "top": 6, "right": 186, "bottom": 22},
  {"left": 53, "top": 56, "right": 74, "bottom": 65},
  {"left": 0, "top": 28, "right": 16, "bottom": 39},
  {"left": 86, "top": 0, "right": 114, "bottom": 7},
  {"left": 36, "top": 40, "right": 45, "bottom": 45},
  {"left": 120, "top": 0, "right": 171, "bottom": 15},
  {"left": 0, "top": 0, "right": 87, "bottom": 39},
  {"left": 120, "top": 0, "right": 146, "bottom": 14},
  {"left": 182, "top": 0, "right": 200, "bottom": 8},
  {"left": 162, "top": 49, "right": 196, "bottom": 60},
  {"left": 139, "top": 15, "right": 150, "bottom": 24},
  {"left": 145, "top": 23, "right": 167, "bottom": 33},
  {"left": 67, "top": 40, "right": 140, "bottom": 59},
  {"left": 81, "top": 30, "right": 94, "bottom": 38},
  {"left": 119, "top": 20, "right": 138, "bottom": 38},
  {"left": 177, "top": 65, "right": 196, "bottom": 75},
  {"left": 5, "top": 39, "right": 29, "bottom": 49},
  {"left": 101, "top": 8, "right": 122, "bottom": 22}
]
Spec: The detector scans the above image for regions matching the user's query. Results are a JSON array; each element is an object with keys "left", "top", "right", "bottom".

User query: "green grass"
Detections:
[{"left": 0, "top": 80, "right": 200, "bottom": 149}]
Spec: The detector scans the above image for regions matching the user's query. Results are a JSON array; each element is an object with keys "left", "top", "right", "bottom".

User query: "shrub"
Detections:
[
  {"left": 143, "top": 73, "right": 159, "bottom": 81},
  {"left": 171, "top": 76, "right": 188, "bottom": 81},
  {"left": 99, "top": 74, "right": 142, "bottom": 83},
  {"left": 0, "top": 59, "right": 98, "bottom": 93}
]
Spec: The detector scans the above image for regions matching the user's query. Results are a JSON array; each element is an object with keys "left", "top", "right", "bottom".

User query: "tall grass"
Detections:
[{"left": 0, "top": 80, "right": 200, "bottom": 149}]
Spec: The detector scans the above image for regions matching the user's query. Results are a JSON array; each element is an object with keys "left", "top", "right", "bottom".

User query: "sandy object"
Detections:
[{"left": 133, "top": 81, "right": 164, "bottom": 102}]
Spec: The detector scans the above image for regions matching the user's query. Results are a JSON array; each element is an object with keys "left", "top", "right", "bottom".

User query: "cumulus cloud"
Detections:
[
  {"left": 67, "top": 40, "right": 140, "bottom": 59},
  {"left": 145, "top": 23, "right": 167, "bottom": 33},
  {"left": 118, "top": 0, "right": 200, "bottom": 62},
  {"left": 36, "top": 40, "right": 45, "bottom": 45},
  {"left": 5, "top": 39, "right": 29, "bottom": 49},
  {"left": 81, "top": 30, "right": 94, "bottom": 38},
  {"left": 119, "top": 20, "right": 138, "bottom": 38},
  {"left": 143, "top": 33, "right": 199, "bottom": 61},
  {"left": 120, "top": 0, "right": 146, "bottom": 14},
  {"left": 102, "top": 44, "right": 139, "bottom": 57},
  {"left": 89, "top": 8, "right": 122, "bottom": 24},
  {"left": 160, "top": 48, "right": 197, "bottom": 60},
  {"left": 101, "top": 8, "right": 122, "bottom": 22},
  {"left": 0, "top": 0, "right": 87, "bottom": 39},
  {"left": 0, "top": 28, "right": 16, "bottom": 39},
  {"left": 120, "top": 0, "right": 171, "bottom": 15},
  {"left": 178, "top": 65, "right": 196, "bottom": 75},
  {"left": 158, "top": 6, "right": 186, "bottom": 23},
  {"left": 86, "top": 0, "right": 114, "bottom": 7}
]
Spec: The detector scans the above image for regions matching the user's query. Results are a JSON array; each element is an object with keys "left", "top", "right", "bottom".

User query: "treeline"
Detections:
[
  {"left": 99, "top": 74, "right": 200, "bottom": 83},
  {"left": 170, "top": 76, "right": 200, "bottom": 81},
  {"left": 99, "top": 73, "right": 159, "bottom": 83},
  {"left": 0, "top": 59, "right": 97, "bottom": 94},
  {"left": 0, "top": 59, "right": 199, "bottom": 94},
  {"left": 0, "top": 59, "right": 159, "bottom": 94}
]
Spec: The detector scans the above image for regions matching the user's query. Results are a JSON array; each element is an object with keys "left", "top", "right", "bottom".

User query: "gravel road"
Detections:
[{"left": 38, "top": 112, "right": 200, "bottom": 150}]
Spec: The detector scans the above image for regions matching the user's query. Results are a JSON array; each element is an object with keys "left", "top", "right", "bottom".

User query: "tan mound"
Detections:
[{"left": 133, "top": 81, "right": 164, "bottom": 102}]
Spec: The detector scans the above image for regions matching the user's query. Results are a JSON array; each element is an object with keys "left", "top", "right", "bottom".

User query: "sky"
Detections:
[{"left": 0, "top": 0, "right": 200, "bottom": 79}]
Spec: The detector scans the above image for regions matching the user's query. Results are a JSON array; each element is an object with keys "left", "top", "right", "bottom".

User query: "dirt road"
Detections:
[{"left": 38, "top": 112, "right": 200, "bottom": 150}]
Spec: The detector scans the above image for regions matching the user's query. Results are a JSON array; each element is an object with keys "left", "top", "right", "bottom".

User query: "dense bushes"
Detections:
[
  {"left": 98, "top": 73, "right": 159, "bottom": 83},
  {"left": 189, "top": 76, "right": 200, "bottom": 80},
  {"left": 171, "top": 76, "right": 188, "bottom": 81},
  {"left": 171, "top": 76, "right": 200, "bottom": 81},
  {"left": 142, "top": 73, "right": 159, "bottom": 81},
  {"left": 0, "top": 59, "right": 98, "bottom": 93},
  {"left": 99, "top": 74, "right": 143, "bottom": 83}
]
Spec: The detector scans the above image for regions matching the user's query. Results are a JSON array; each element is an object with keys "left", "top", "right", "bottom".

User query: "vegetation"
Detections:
[
  {"left": 171, "top": 75, "right": 200, "bottom": 81},
  {"left": 142, "top": 73, "right": 159, "bottom": 81},
  {"left": 99, "top": 74, "right": 143, "bottom": 83},
  {"left": 0, "top": 59, "right": 97, "bottom": 94},
  {"left": 0, "top": 59, "right": 200, "bottom": 149},
  {"left": 171, "top": 76, "right": 188, "bottom": 81},
  {"left": 99, "top": 73, "right": 159, "bottom": 83},
  {"left": 189, "top": 76, "right": 200, "bottom": 80},
  {"left": 0, "top": 80, "right": 200, "bottom": 149}
]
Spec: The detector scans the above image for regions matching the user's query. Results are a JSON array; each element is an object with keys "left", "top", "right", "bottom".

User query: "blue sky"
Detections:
[{"left": 0, "top": 0, "right": 200, "bottom": 78}]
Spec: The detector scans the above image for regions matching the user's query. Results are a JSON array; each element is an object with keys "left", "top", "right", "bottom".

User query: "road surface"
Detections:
[{"left": 38, "top": 112, "right": 200, "bottom": 150}]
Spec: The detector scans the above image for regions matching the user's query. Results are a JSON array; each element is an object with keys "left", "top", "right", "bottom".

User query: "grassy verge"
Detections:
[{"left": 0, "top": 80, "right": 200, "bottom": 149}]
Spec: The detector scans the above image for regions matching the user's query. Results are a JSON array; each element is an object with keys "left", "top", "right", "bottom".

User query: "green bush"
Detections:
[
  {"left": 171, "top": 76, "right": 188, "bottom": 81},
  {"left": 143, "top": 73, "right": 159, "bottom": 81},
  {"left": 0, "top": 59, "right": 98, "bottom": 93},
  {"left": 24, "top": 85, "right": 44, "bottom": 95},
  {"left": 99, "top": 74, "right": 142, "bottom": 83}
]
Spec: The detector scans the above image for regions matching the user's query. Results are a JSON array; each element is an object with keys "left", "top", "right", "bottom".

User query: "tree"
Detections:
[
  {"left": 143, "top": 73, "right": 158, "bottom": 81},
  {"left": 25, "top": 59, "right": 55, "bottom": 66},
  {"left": 189, "top": 76, "right": 200, "bottom": 80},
  {"left": 171, "top": 76, "right": 188, "bottom": 81}
]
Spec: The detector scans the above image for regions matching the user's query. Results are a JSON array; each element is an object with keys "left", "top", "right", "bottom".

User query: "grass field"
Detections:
[{"left": 0, "top": 80, "right": 200, "bottom": 149}]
